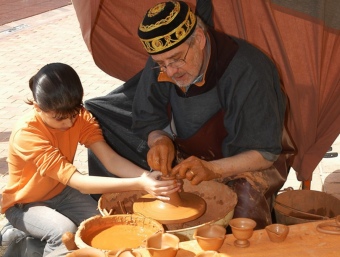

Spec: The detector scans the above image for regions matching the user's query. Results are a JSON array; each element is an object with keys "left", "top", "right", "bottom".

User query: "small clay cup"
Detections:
[
  {"left": 146, "top": 232, "right": 179, "bottom": 257},
  {"left": 229, "top": 218, "right": 256, "bottom": 248},
  {"left": 193, "top": 224, "right": 226, "bottom": 251},
  {"left": 265, "top": 224, "right": 289, "bottom": 243},
  {"left": 195, "top": 250, "right": 220, "bottom": 257}
]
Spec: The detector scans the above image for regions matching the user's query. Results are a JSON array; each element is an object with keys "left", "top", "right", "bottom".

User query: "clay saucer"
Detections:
[{"left": 133, "top": 190, "right": 206, "bottom": 224}]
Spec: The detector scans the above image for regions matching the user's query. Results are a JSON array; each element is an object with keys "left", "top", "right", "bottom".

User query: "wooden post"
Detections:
[{"left": 302, "top": 180, "right": 311, "bottom": 190}]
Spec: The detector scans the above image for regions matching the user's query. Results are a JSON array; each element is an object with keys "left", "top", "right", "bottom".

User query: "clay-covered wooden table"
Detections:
[{"left": 137, "top": 220, "right": 339, "bottom": 256}]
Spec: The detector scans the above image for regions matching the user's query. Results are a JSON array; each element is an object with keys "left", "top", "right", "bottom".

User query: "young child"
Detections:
[{"left": 1, "top": 63, "right": 180, "bottom": 256}]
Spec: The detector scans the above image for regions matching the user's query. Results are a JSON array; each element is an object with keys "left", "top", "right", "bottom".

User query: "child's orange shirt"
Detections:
[{"left": 1, "top": 107, "right": 104, "bottom": 213}]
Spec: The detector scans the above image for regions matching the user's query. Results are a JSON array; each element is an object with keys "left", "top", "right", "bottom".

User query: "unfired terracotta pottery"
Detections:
[
  {"left": 316, "top": 221, "right": 340, "bottom": 235},
  {"left": 133, "top": 177, "right": 206, "bottom": 224},
  {"left": 265, "top": 224, "right": 289, "bottom": 243},
  {"left": 229, "top": 218, "right": 256, "bottom": 248},
  {"left": 62, "top": 231, "right": 78, "bottom": 250},
  {"left": 316, "top": 215, "right": 340, "bottom": 235},
  {"left": 75, "top": 214, "right": 164, "bottom": 252},
  {"left": 193, "top": 224, "right": 226, "bottom": 251},
  {"left": 146, "top": 232, "right": 180, "bottom": 257},
  {"left": 65, "top": 248, "right": 140, "bottom": 257}
]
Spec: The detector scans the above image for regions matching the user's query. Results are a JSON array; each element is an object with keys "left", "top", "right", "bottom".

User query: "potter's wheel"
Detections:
[
  {"left": 98, "top": 180, "right": 237, "bottom": 241},
  {"left": 133, "top": 191, "right": 206, "bottom": 224}
]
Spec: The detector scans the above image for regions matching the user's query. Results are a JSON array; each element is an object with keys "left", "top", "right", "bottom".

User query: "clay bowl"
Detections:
[
  {"left": 146, "top": 232, "right": 180, "bottom": 257},
  {"left": 193, "top": 224, "right": 226, "bottom": 251},
  {"left": 75, "top": 214, "right": 164, "bottom": 253},
  {"left": 229, "top": 218, "right": 256, "bottom": 248},
  {"left": 195, "top": 250, "right": 220, "bottom": 257},
  {"left": 265, "top": 224, "right": 289, "bottom": 243}
]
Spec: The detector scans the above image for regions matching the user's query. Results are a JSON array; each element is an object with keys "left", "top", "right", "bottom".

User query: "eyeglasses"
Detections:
[{"left": 152, "top": 39, "right": 193, "bottom": 72}]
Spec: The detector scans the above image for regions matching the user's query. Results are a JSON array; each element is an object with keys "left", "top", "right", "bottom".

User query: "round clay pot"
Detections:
[
  {"left": 265, "top": 224, "right": 289, "bottom": 243},
  {"left": 229, "top": 218, "right": 256, "bottom": 248},
  {"left": 146, "top": 232, "right": 179, "bottom": 257},
  {"left": 193, "top": 224, "right": 226, "bottom": 251}
]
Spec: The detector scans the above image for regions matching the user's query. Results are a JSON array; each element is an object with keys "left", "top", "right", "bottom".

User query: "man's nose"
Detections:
[{"left": 165, "top": 65, "right": 179, "bottom": 77}]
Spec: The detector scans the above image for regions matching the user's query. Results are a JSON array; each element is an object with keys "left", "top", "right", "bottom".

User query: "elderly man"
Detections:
[{"left": 130, "top": 0, "right": 292, "bottom": 229}]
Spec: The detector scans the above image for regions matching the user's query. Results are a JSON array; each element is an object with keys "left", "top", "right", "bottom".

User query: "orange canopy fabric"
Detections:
[{"left": 72, "top": 0, "right": 340, "bottom": 181}]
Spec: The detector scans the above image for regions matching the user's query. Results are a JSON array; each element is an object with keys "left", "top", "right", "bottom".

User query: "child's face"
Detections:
[
  {"left": 34, "top": 103, "right": 79, "bottom": 131},
  {"left": 36, "top": 108, "right": 79, "bottom": 131}
]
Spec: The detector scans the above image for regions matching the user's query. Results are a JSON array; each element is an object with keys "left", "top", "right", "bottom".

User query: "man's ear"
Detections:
[{"left": 194, "top": 27, "right": 206, "bottom": 51}]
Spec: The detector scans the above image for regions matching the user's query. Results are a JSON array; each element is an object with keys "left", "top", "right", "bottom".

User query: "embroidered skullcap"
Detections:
[{"left": 138, "top": 1, "right": 197, "bottom": 55}]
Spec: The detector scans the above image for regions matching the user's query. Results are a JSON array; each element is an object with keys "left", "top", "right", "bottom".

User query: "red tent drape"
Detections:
[{"left": 72, "top": 0, "right": 340, "bottom": 181}]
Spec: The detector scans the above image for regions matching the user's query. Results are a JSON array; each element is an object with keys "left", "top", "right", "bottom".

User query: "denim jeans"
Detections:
[{"left": 5, "top": 186, "right": 100, "bottom": 256}]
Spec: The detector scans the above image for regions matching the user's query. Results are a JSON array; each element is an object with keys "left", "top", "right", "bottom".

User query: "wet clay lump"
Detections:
[
  {"left": 133, "top": 191, "right": 206, "bottom": 224},
  {"left": 133, "top": 176, "right": 207, "bottom": 225}
]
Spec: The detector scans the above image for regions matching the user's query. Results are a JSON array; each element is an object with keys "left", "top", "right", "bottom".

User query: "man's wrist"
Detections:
[
  {"left": 152, "top": 135, "right": 173, "bottom": 147},
  {"left": 148, "top": 130, "right": 173, "bottom": 147}
]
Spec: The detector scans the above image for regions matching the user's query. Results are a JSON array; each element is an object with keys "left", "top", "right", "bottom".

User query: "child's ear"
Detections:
[{"left": 33, "top": 101, "right": 42, "bottom": 112}]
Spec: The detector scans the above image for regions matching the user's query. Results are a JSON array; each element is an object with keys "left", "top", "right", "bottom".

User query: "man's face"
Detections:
[{"left": 151, "top": 31, "right": 206, "bottom": 88}]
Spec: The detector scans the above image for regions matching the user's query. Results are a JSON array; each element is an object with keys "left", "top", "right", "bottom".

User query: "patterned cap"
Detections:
[{"left": 138, "top": 1, "right": 197, "bottom": 55}]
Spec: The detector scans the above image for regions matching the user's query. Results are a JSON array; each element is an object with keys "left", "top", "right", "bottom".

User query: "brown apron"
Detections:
[{"left": 171, "top": 109, "right": 294, "bottom": 229}]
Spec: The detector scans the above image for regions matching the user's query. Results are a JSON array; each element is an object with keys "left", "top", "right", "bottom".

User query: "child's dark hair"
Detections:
[{"left": 27, "top": 63, "right": 84, "bottom": 119}]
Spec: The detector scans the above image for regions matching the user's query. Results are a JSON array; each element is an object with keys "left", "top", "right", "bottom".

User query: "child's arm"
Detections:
[
  {"left": 67, "top": 170, "right": 180, "bottom": 200},
  {"left": 68, "top": 141, "right": 180, "bottom": 199},
  {"left": 89, "top": 141, "right": 147, "bottom": 178}
]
